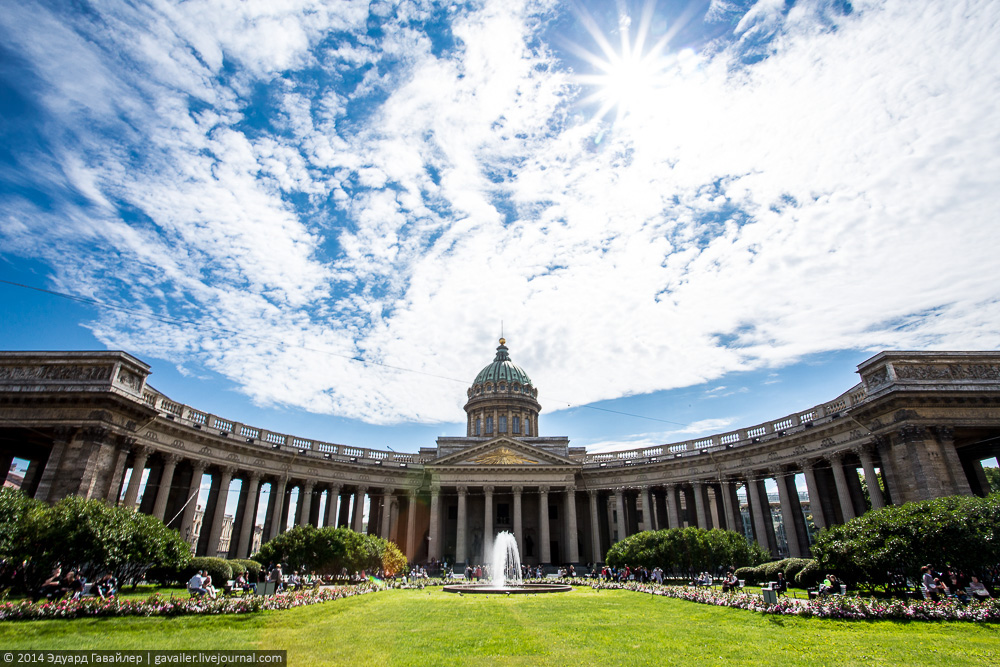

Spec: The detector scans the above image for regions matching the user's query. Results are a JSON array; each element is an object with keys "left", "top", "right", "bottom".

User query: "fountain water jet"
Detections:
[{"left": 443, "top": 530, "right": 571, "bottom": 595}]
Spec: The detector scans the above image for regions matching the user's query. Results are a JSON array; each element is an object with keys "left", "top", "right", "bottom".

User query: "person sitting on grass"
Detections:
[
  {"left": 35, "top": 566, "right": 63, "bottom": 602},
  {"left": 95, "top": 573, "right": 118, "bottom": 599},
  {"left": 63, "top": 570, "right": 85, "bottom": 600},
  {"left": 187, "top": 570, "right": 208, "bottom": 598}
]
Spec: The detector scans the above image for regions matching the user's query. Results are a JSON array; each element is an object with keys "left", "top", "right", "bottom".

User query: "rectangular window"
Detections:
[
  {"left": 513, "top": 417, "right": 520, "bottom": 434},
  {"left": 499, "top": 416, "right": 507, "bottom": 433},
  {"left": 486, "top": 417, "right": 493, "bottom": 434},
  {"left": 475, "top": 419, "right": 481, "bottom": 436}
]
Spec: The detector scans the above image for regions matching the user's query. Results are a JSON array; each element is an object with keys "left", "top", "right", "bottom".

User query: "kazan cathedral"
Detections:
[{"left": 1, "top": 341, "right": 999, "bottom": 568}]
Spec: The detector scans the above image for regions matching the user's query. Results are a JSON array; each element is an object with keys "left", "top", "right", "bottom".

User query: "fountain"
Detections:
[{"left": 442, "top": 531, "right": 571, "bottom": 594}]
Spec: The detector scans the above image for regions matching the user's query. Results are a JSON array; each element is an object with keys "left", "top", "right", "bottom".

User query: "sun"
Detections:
[{"left": 569, "top": 2, "right": 682, "bottom": 123}]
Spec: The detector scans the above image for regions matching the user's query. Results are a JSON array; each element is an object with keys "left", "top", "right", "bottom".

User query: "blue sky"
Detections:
[{"left": 3, "top": 0, "right": 1000, "bottom": 457}]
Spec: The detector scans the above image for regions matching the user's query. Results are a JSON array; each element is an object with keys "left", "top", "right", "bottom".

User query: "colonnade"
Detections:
[{"left": 110, "top": 446, "right": 420, "bottom": 560}]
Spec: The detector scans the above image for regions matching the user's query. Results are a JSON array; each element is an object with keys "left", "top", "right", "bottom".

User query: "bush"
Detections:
[
  {"left": 253, "top": 526, "right": 405, "bottom": 576},
  {"left": 227, "top": 560, "right": 246, "bottom": 577},
  {"left": 606, "top": 527, "right": 769, "bottom": 577},
  {"left": 734, "top": 558, "right": 816, "bottom": 585},
  {"left": 230, "top": 559, "right": 262, "bottom": 581},
  {"left": 179, "top": 557, "right": 233, "bottom": 584},
  {"left": 812, "top": 493, "right": 1000, "bottom": 593},
  {"left": 794, "top": 560, "right": 824, "bottom": 588}
]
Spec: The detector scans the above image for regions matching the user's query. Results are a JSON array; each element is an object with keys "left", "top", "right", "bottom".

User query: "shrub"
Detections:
[
  {"left": 794, "top": 560, "right": 823, "bottom": 588},
  {"left": 253, "top": 526, "right": 404, "bottom": 575},
  {"left": 230, "top": 559, "right": 262, "bottom": 580},
  {"left": 812, "top": 493, "right": 1000, "bottom": 593},
  {"left": 606, "top": 527, "right": 769, "bottom": 577}
]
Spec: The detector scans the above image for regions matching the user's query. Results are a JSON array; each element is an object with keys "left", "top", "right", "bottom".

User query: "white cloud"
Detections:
[{"left": 3, "top": 0, "right": 1000, "bottom": 426}]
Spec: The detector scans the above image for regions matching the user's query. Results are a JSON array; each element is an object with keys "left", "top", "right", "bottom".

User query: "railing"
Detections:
[
  {"left": 143, "top": 379, "right": 870, "bottom": 470},
  {"left": 581, "top": 382, "right": 868, "bottom": 465},
  {"left": 143, "top": 387, "right": 433, "bottom": 465}
]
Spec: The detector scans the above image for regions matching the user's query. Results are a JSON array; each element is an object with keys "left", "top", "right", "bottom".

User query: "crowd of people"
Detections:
[
  {"left": 921, "top": 565, "right": 993, "bottom": 602},
  {"left": 31, "top": 565, "right": 117, "bottom": 603}
]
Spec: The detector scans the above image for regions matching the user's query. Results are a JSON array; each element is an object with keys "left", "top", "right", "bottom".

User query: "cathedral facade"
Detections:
[{"left": 1, "top": 343, "right": 999, "bottom": 568}]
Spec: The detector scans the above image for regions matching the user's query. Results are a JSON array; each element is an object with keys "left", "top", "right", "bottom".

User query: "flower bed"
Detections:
[
  {"left": 569, "top": 579, "right": 1000, "bottom": 622},
  {"left": 0, "top": 583, "right": 380, "bottom": 621}
]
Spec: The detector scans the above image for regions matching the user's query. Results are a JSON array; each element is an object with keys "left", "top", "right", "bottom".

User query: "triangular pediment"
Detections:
[{"left": 430, "top": 437, "right": 577, "bottom": 467}]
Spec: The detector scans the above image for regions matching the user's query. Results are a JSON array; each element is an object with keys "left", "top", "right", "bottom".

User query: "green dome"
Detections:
[{"left": 473, "top": 339, "right": 533, "bottom": 387}]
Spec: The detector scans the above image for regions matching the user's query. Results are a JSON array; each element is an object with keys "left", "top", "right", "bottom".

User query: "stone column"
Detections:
[
  {"left": 298, "top": 480, "right": 315, "bottom": 526},
  {"left": 34, "top": 428, "right": 72, "bottom": 502},
  {"left": 352, "top": 486, "right": 367, "bottom": 532},
  {"left": 180, "top": 461, "right": 207, "bottom": 549},
  {"left": 269, "top": 478, "right": 287, "bottom": 538},
  {"left": 856, "top": 446, "right": 885, "bottom": 510},
  {"left": 801, "top": 461, "right": 827, "bottom": 529},
  {"left": 483, "top": 486, "right": 494, "bottom": 553},
  {"left": 456, "top": 486, "right": 468, "bottom": 564},
  {"left": 829, "top": 453, "right": 856, "bottom": 522},
  {"left": 381, "top": 489, "right": 394, "bottom": 540},
  {"left": 539, "top": 486, "right": 551, "bottom": 564},
  {"left": 428, "top": 486, "right": 441, "bottom": 561},
  {"left": 746, "top": 476, "right": 776, "bottom": 555},
  {"left": 512, "top": 486, "right": 524, "bottom": 550},
  {"left": 773, "top": 467, "right": 804, "bottom": 558},
  {"left": 613, "top": 488, "right": 626, "bottom": 541},
  {"left": 564, "top": 485, "right": 580, "bottom": 564},
  {"left": 121, "top": 446, "right": 151, "bottom": 509},
  {"left": 588, "top": 490, "right": 602, "bottom": 563},
  {"left": 727, "top": 480, "right": 744, "bottom": 534},
  {"left": 334, "top": 489, "right": 349, "bottom": 527},
  {"left": 664, "top": 484, "right": 680, "bottom": 529},
  {"left": 639, "top": 486, "right": 653, "bottom": 532},
  {"left": 237, "top": 472, "right": 262, "bottom": 558},
  {"left": 406, "top": 489, "right": 418, "bottom": 560},
  {"left": 934, "top": 427, "right": 973, "bottom": 497},
  {"left": 152, "top": 454, "right": 180, "bottom": 521},
  {"left": 326, "top": 484, "right": 341, "bottom": 528},
  {"left": 206, "top": 467, "right": 235, "bottom": 557},
  {"left": 719, "top": 480, "right": 735, "bottom": 532},
  {"left": 103, "top": 438, "right": 133, "bottom": 504},
  {"left": 692, "top": 481, "right": 708, "bottom": 528}
]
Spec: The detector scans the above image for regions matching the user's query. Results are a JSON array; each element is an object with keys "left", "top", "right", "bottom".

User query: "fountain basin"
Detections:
[{"left": 442, "top": 583, "right": 572, "bottom": 595}]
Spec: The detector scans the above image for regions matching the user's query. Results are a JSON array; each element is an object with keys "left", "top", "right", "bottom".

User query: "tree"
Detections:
[
  {"left": 253, "top": 525, "right": 404, "bottom": 576},
  {"left": 605, "top": 527, "right": 768, "bottom": 577},
  {"left": 0, "top": 488, "right": 190, "bottom": 591},
  {"left": 984, "top": 465, "right": 1000, "bottom": 494}
]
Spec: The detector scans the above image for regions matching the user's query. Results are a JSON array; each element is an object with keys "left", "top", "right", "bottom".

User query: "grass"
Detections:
[{"left": 0, "top": 587, "right": 997, "bottom": 666}]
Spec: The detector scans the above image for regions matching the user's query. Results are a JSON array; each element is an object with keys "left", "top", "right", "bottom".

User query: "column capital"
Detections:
[
  {"left": 221, "top": 465, "right": 237, "bottom": 477},
  {"left": 407, "top": 488, "right": 417, "bottom": 499},
  {"left": 356, "top": 485, "right": 369, "bottom": 494},
  {"left": 383, "top": 487, "right": 395, "bottom": 496},
  {"left": 565, "top": 484, "right": 577, "bottom": 493},
  {"left": 933, "top": 425, "right": 955, "bottom": 442},
  {"left": 852, "top": 443, "right": 875, "bottom": 461},
  {"left": 897, "top": 424, "right": 930, "bottom": 443},
  {"left": 587, "top": 488, "right": 598, "bottom": 497},
  {"left": 248, "top": 470, "right": 263, "bottom": 482},
  {"left": 483, "top": 485, "right": 494, "bottom": 495},
  {"left": 302, "top": 479, "right": 315, "bottom": 492},
  {"left": 538, "top": 485, "right": 549, "bottom": 494},
  {"left": 132, "top": 444, "right": 153, "bottom": 459},
  {"left": 429, "top": 484, "right": 441, "bottom": 495},
  {"left": 165, "top": 453, "right": 184, "bottom": 465},
  {"left": 192, "top": 459, "right": 208, "bottom": 473},
  {"left": 827, "top": 451, "right": 845, "bottom": 464},
  {"left": 457, "top": 485, "right": 468, "bottom": 495},
  {"left": 512, "top": 485, "right": 523, "bottom": 494},
  {"left": 329, "top": 482, "right": 343, "bottom": 493}
]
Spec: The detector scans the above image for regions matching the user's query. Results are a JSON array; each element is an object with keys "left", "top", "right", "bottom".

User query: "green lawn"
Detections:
[{"left": 1, "top": 588, "right": 997, "bottom": 666}]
